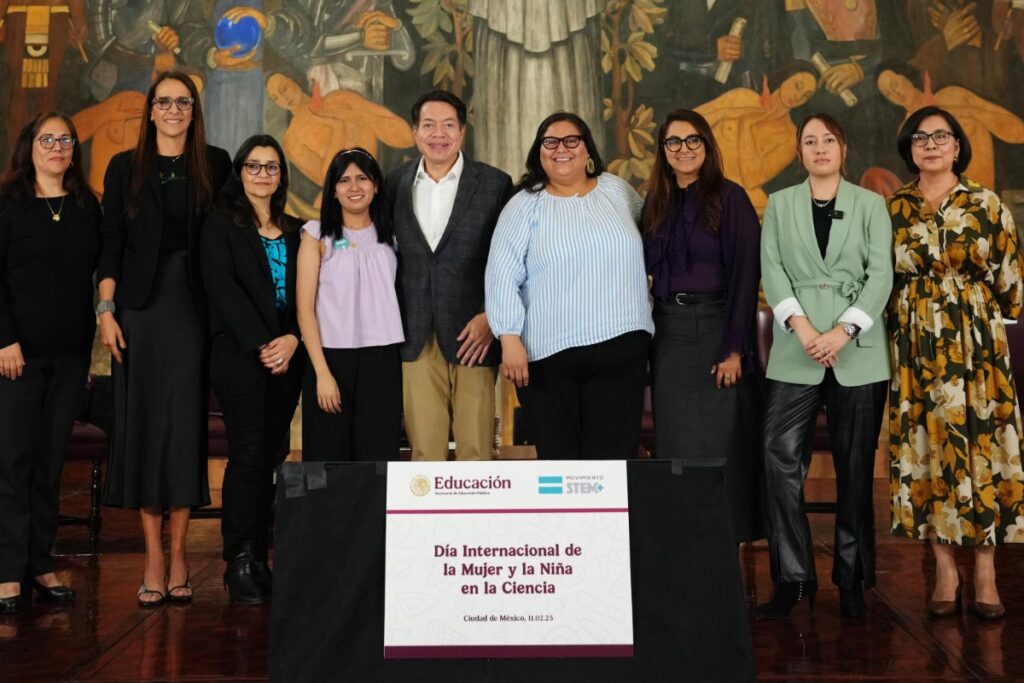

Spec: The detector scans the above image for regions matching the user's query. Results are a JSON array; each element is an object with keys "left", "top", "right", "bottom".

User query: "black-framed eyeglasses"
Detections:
[
  {"left": 910, "top": 130, "right": 954, "bottom": 147},
  {"left": 541, "top": 135, "right": 583, "bottom": 150},
  {"left": 243, "top": 161, "right": 282, "bottom": 177},
  {"left": 152, "top": 96, "right": 195, "bottom": 111},
  {"left": 34, "top": 134, "right": 76, "bottom": 150},
  {"left": 663, "top": 135, "right": 705, "bottom": 152}
]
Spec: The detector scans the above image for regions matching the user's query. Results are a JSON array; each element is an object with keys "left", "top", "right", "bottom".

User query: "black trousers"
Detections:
[
  {"left": 517, "top": 331, "right": 650, "bottom": 460},
  {"left": 210, "top": 335, "right": 304, "bottom": 561},
  {"left": 302, "top": 345, "right": 402, "bottom": 462},
  {"left": 0, "top": 355, "right": 89, "bottom": 582},
  {"left": 762, "top": 371, "right": 887, "bottom": 588}
]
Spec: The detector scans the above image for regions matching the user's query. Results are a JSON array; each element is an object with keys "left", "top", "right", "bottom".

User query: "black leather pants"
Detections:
[{"left": 762, "top": 371, "right": 887, "bottom": 588}]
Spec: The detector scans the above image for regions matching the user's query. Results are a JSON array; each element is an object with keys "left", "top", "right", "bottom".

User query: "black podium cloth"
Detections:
[{"left": 269, "top": 460, "right": 757, "bottom": 682}]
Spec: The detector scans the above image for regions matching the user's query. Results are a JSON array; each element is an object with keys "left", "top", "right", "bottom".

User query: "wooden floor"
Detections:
[{"left": 1, "top": 462, "right": 1021, "bottom": 682}]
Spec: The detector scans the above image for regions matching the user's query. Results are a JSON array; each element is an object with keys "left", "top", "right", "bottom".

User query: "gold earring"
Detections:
[{"left": 586, "top": 158, "right": 595, "bottom": 174}]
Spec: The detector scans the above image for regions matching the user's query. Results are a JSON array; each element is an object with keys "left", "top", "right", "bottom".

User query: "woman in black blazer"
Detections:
[
  {"left": 201, "top": 135, "right": 304, "bottom": 604},
  {"left": 97, "top": 71, "right": 231, "bottom": 607}
]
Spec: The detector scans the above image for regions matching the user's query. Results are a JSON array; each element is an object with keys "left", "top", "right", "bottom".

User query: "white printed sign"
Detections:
[{"left": 383, "top": 460, "right": 633, "bottom": 659}]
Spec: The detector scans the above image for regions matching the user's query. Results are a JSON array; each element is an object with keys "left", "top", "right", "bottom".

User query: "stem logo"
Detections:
[
  {"left": 538, "top": 476, "right": 563, "bottom": 494},
  {"left": 538, "top": 475, "right": 606, "bottom": 495}
]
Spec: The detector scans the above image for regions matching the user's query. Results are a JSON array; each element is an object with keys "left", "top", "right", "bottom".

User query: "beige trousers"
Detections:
[{"left": 402, "top": 335, "right": 497, "bottom": 461}]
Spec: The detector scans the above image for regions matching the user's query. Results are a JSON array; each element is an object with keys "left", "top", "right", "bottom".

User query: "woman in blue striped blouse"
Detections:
[{"left": 485, "top": 112, "right": 654, "bottom": 459}]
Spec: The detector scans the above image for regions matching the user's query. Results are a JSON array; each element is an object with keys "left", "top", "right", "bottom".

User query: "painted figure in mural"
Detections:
[
  {"left": 657, "top": 0, "right": 778, "bottom": 109},
  {"left": 470, "top": 0, "right": 605, "bottom": 177},
  {"left": 780, "top": 0, "right": 912, "bottom": 178},
  {"left": 907, "top": 0, "right": 1023, "bottom": 107},
  {"left": 83, "top": 0, "right": 215, "bottom": 100},
  {"left": 266, "top": 72, "right": 414, "bottom": 217},
  {"left": 0, "top": 0, "right": 88, "bottom": 150},
  {"left": 696, "top": 62, "right": 818, "bottom": 216},
  {"left": 188, "top": 1, "right": 316, "bottom": 157},
  {"left": 877, "top": 64, "right": 1024, "bottom": 188},
  {"left": 263, "top": 0, "right": 415, "bottom": 101}
]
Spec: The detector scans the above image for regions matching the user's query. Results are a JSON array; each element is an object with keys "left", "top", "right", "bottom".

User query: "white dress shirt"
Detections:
[{"left": 412, "top": 152, "right": 464, "bottom": 251}]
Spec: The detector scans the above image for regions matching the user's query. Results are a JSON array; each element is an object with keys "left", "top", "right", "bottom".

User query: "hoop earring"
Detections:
[{"left": 586, "top": 158, "right": 595, "bottom": 174}]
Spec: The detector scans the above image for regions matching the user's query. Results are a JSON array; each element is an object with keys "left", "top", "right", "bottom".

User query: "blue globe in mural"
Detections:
[{"left": 215, "top": 16, "right": 262, "bottom": 56}]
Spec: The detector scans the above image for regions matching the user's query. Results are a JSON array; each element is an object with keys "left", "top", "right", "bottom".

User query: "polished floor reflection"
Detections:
[{"left": 0, "top": 466, "right": 1020, "bottom": 682}]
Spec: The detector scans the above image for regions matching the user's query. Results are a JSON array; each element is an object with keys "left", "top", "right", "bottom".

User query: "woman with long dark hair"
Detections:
[
  {"left": 0, "top": 112, "right": 100, "bottom": 613},
  {"left": 296, "top": 148, "right": 403, "bottom": 461},
  {"left": 485, "top": 112, "right": 654, "bottom": 459},
  {"left": 201, "top": 135, "right": 305, "bottom": 604},
  {"left": 758, "top": 114, "right": 892, "bottom": 618},
  {"left": 97, "top": 72, "right": 231, "bottom": 607},
  {"left": 642, "top": 109, "right": 762, "bottom": 543},
  {"left": 888, "top": 106, "right": 1024, "bottom": 619}
]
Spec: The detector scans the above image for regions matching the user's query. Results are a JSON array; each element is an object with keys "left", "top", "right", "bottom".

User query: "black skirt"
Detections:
[
  {"left": 650, "top": 299, "right": 763, "bottom": 543},
  {"left": 103, "top": 251, "right": 210, "bottom": 509}
]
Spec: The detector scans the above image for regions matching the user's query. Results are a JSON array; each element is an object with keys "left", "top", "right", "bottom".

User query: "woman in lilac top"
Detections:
[
  {"left": 642, "top": 109, "right": 763, "bottom": 544},
  {"left": 296, "top": 148, "right": 404, "bottom": 461}
]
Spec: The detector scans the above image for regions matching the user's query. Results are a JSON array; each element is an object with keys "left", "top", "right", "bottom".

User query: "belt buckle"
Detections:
[{"left": 673, "top": 293, "right": 689, "bottom": 305}]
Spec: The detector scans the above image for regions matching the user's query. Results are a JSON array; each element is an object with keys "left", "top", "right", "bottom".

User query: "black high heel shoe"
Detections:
[
  {"left": 839, "top": 583, "right": 865, "bottom": 618},
  {"left": 0, "top": 593, "right": 23, "bottom": 614},
  {"left": 754, "top": 581, "right": 817, "bottom": 619},
  {"left": 31, "top": 578, "right": 75, "bottom": 603}
]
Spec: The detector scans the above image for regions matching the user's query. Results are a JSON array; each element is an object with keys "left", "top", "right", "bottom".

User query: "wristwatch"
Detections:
[
  {"left": 95, "top": 299, "right": 116, "bottom": 316},
  {"left": 841, "top": 322, "right": 861, "bottom": 339}
]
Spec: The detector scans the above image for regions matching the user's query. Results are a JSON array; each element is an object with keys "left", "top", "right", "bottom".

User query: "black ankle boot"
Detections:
[
  {"left": 839, "top": 582, "right": 866, "bottom": 618},
  {"left": 754, "top": 581, "right": 817, "bottom": 619},
  {"left": 224, "top": 542, "right": 266, "bottom": 605}
]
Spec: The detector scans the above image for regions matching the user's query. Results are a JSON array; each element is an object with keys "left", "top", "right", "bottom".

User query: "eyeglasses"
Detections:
[
  {"left": 243, "top": 161, "right": 282, "bottom": 177},
  {"left": 152, "top": 96, "right": 195, "bottom": 111},
  {"left": 34, "top": 134, "right": 75, "bottom": 150},
  {"left": 910, "top": 130, "right": 954, "bottom": 147},
  {"left": 541, "top": 135, "right": 583, "bottom": 150},
  {"left": 663, "top": 135, "right": 705, "bottom": 152}
]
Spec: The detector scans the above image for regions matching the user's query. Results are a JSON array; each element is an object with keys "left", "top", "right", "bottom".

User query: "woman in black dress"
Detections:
[
  {"left": 0, "top": 112, "right": 100, "bottom": 613},
  {"left": 201, "top": 135, "right": 304, "bottom": 604},
  {"left": 97, "top": 72, "right": 231, "bottom": 607}
]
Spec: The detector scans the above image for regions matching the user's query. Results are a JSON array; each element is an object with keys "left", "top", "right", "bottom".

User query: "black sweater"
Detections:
[{"left": 0, "top": 194, "right": 101, "bottom": 357}]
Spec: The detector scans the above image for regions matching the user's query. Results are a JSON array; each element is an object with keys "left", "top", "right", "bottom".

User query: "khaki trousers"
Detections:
[{"left": 402, "top": 335, "right": 497, "bottom": 460}]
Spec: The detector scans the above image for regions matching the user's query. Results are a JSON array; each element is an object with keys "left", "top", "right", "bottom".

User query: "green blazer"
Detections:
[{"left": 760, "top": 178, "right": 893, "bottom": 386}]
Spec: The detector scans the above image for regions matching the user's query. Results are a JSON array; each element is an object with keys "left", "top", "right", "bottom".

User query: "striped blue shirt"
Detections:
[{"left": 485, "top": 173, "right": 654, "bottom": 361}]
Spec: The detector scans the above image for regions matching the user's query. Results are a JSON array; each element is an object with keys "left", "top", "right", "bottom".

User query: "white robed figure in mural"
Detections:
[{"left": 469, "top": 0, "right": 605, "bottom": 176}]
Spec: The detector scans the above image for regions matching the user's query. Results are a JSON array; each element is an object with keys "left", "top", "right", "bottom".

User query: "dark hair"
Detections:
[
  {"left": 127, "top": 71, "right": 214, "bottom": 218},
  {"left": 0, "top": 110, "right": 92, "bottom": 208},
  {"left": 218, "top": 135, "right": 290, "bottom": 230},
  {"left": 411, "top": 90, "right": 467, "bottom": 127},
  {"left": 318, "top": 147, "right": 391, "bottom": 244},
  {"left": 642, "top": 109, "right": 725, "bottom": 236},
  {"left": 796, "top": 112, "right": 848, "bottom": 175},
  {"left": 515, "top": 112, "right": 605, "bottom": 193},
  {"left": 766, "top": 60, "right": 818, "bottom": 93},
  {"left": 896, "top": 105, "right": 972, "bottom": 175}
]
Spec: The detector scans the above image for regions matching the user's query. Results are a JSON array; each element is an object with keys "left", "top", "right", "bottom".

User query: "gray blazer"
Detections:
[{"left": 386, "top": 156, "right": 513, "bottom": 365}]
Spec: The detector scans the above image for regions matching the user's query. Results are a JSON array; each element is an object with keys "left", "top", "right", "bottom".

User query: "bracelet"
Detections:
[{"left": 95, "top": 299, "right": 115, "bottom": 316}]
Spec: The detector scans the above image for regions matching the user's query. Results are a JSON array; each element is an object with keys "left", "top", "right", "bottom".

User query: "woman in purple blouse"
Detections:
[
  {"left": 642, "top": 109, "right": 763, "bottom": 544},
  {"left": 296, "top": 148, "right": 404, "bottom": 461}
]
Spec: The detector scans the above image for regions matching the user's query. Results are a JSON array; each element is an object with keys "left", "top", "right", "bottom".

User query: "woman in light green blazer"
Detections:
[{"left": 757, "top": 114, "right": 892, "bottom": 619}]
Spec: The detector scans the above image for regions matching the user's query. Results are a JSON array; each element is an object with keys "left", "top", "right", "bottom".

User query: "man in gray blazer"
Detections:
[{"left": 385, "top": 90, "right": 513, "bottom": 460}]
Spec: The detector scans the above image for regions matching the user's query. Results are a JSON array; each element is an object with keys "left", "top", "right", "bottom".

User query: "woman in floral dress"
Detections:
[{"left": 888, "top": 106, "right": 1024, "bottom": 620}]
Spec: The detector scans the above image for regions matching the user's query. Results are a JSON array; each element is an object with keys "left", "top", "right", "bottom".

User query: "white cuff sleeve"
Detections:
[
  {"left": 837, "top": 306, "right": 875, "bottom": 334},
  {"left": 772, "top": 297, "right": 806, "bottom": 332}
]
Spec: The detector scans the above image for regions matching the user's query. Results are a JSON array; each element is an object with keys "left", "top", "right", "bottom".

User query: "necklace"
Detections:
[
  {"left": 44, "top": 195, "right": 66, "bottom": 222},
  {"left": 811, "top": 196, "right": 834, "bottom": 208}
]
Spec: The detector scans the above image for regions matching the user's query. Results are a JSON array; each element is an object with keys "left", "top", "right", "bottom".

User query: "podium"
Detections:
[{"left": 269, "top": 460, "right": 757, "bottom": 682}]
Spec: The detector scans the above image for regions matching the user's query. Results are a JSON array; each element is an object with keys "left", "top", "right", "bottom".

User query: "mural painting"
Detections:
[{"left": 3, "top": 0, "right": 1024, "bottom": 216}]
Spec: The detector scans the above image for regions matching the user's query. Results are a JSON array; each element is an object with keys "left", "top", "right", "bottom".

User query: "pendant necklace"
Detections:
[
  {"left": 811, "top": 196, "right": 833, "bottom": 208},
  {"left": 44, "top": 194, "right": 66, "bottom": 222}
]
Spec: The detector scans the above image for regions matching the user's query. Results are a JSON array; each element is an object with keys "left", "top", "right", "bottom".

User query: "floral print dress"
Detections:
[{"left": 888, "top": 177, "right": 1024, "bottom": 545}]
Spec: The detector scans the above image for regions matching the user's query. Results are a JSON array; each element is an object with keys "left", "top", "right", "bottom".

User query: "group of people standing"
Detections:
[{"left": 0, "top": 70, "right": 1020, "bottom": 626}]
